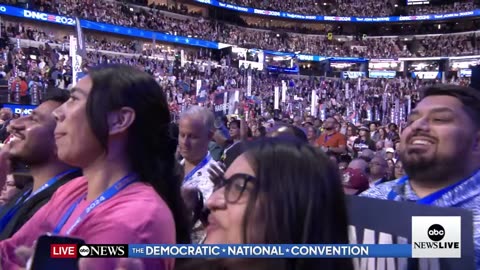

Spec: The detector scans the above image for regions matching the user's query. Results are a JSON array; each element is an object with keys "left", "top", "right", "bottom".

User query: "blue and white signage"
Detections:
[
  {"left": 2, "top": 103, "right": 37, "bottom": 115},
  {"left": 193, "top": 0, "right": 480, "bottom": 23},
  {"left": 411, "top": 71, "right": 441, "bottom": 80},
  {"left": 459, "top": 69, "right": 472, "bottom": 77},
  {"left": 342, "top": 71, "right": 366, "bottom": 79},
  {"left": 369, "top": 70, "right": 397, "bottom": 78},
  {"left": 0, "top": 4, "right": 220, "bottom": 50}
]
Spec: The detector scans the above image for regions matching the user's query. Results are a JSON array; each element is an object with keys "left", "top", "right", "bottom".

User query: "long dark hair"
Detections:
[
  {"left": 178, "top": 138, "right": 353, "bottom": 270},
  {"left": 85, "top": 64, "right": 190, "bottom": 244},
  {"left": 241, "top": 138, "right": 352, "bottom": 270}
]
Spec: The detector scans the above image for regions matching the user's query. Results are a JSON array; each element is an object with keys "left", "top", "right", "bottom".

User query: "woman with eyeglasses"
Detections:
[
  {"left": 0, "top": 64, "right": 190, "bottom": 270},
  {"left": 180, "top": 137, "right": 353, "bottom": 270}
]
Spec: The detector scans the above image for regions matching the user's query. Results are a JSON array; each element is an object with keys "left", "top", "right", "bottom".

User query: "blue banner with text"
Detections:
[{"left": 194, "top": 0, "right": 479, "bottom": 23}]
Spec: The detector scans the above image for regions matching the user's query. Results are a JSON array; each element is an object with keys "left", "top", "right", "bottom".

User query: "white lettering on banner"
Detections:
[
  {"left": 399, "top": 15, "right": 430, "bottom": 21},
  {"left": 460, "top": 11, "right": 474, "bottom": 16},
  {"left": 360, "top": 17, "right": 390, "bottom": 22},
  {"left": 459, "top": 69, "right": 472, "bottom": 77},
  {"left": 218, "top": 3, "right": 249, "bottom": 12},
  {"left": 349, "top": 225, "right": 438, "bottom": 270},
  {"left": 253, "top": 9, "right": 281, "bottom": 16},
  {"left": 413, "top": 72, "right": 439, "bottom": 79},
  {"left": 415, "top": 15, "right": 430, "bottom": 20},
  {"left": 285, "top": 13, "right": 316, "bottom": 19},
  {"left": 23, "top": 10, "right": 75, "bottom": 25},
  {"left": 24, "top": 10, "right": 47, "bottom": 20},
  {"left": 196, "top": 0, "right": 212, "bottom": 4},
  {"left": 324, "top": 16, "right": 351, "bottom": 21},
  {"left": 56, "top": 16, "right": 75, "bottom": 25},
  {"left": 14, "top": 108, "right": 33, "bottom": 115},
  {"left": 298, "top": 55, "right": 314, "bottom": 61},
  {"left": 0, "top": 6, "right": 6, "bottom": 13},
  {"left": 343, "top": 71, "right": 365, "bottom": 79},
  {"left": 214, "top": 103, "right": 230, "bottom": 112},
  {"left": 369, "top": 71, "right": 396, "bottom": 78},
  {"left": 298, "top": 54, "right": 313, "bottom": 61}
]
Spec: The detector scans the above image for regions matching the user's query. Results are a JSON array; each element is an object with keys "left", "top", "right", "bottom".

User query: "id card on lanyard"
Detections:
[
  {"left": 183, "top": 153, "right": 211, "bottom": 185},
  {"left": 0, "top": 168, "right": 79, "bottom": 232},
  {"left": 52, "top": 173, "right": 137, "bottom": 235}
]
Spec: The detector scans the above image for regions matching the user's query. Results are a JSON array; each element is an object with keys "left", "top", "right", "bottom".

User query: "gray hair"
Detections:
[{"left": 179, "top": 105, "right": 215, "bottom": 132}]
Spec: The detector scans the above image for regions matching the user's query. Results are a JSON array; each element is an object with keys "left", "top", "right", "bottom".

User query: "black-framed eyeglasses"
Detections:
[{"left": 212, "top": 173, "right": 256, "bottom": 204}]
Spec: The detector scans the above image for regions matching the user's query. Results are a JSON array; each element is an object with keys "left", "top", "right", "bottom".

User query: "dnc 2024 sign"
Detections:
[{"left": 2, "top": 104, "right": 37, "bottom": 115}]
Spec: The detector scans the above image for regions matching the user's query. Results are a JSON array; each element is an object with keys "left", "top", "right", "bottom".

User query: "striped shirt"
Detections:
[{"left": 361, "top": 169, "right": 480, "bottom": 269}]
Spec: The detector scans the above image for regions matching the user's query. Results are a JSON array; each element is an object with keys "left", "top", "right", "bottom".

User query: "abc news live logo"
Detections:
[
  {"left": 412, "top": 216, "right": 461, "bottom": 258},
  {"left": 50, "top": 244, "right": 128, "bottom": 258}
]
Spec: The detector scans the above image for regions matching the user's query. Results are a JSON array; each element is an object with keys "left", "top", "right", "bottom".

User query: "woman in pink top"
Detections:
[{"left": 0, "top": 64, "right": 190, "bottom": 270}]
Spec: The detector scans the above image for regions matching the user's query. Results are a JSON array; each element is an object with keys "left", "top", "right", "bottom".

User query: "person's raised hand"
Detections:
[{"left": 207, "top": 163, "right": 226, "bottom": 187}]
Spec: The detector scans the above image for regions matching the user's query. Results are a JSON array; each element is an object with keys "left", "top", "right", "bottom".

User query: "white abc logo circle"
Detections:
[
  {"left": 78, "top": 245, "right": 90, "bottom": 256},
  {"left": 429, "top": 229, "right": 444, "bottom": 236}
]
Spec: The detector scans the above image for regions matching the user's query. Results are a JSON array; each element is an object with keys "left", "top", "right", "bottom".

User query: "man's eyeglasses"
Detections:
[{"left": 212, "top": 173, "right": 256, "bottom": 204}]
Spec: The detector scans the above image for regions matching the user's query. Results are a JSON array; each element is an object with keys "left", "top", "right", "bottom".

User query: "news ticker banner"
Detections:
[
  {"left": 51, "top": 216, "right": 462, "bottom": 259},
  {"left": 51, "top": 244, "right": 411, "bottom": 259},
  {"left": 194, "top": 0, "right": 479, "bottom": 22},
  {"left": 51, "top": 243, "right": 462, "bottom": 259}
]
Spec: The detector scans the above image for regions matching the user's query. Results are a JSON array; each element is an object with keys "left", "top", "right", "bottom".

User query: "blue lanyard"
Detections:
[
  {"left": 25, "top": 169, "right": 79, "bottom": 202},
  {"left": 387, "top": 174, "right": 473, "bottom": 205},
  {"left": 324, "top": 133, "right": 334, "bottom": 144},
  {"left": 183, "top": 153, "right": 211, "bottom": 184},
  {"left": 0, "top": 190, "right": 31, "bottom": 232},
  {"left": 0, "top": 169, "right": 79, "bottom": 232},
  {"left": 52, "top": 173, "right": 137, "bottom": 235}
]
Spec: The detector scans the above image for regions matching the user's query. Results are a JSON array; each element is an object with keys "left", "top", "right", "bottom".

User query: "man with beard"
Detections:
[
  {"left": 361, "top": 84, "right": 480, "bottom": 267},
  {"left": 0, "top": 90, "right": 81, "bottom": 239}
]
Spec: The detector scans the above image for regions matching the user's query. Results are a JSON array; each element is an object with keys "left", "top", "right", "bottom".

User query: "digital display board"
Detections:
[{"left": 407, "top": 0, "right": 430, "bottom": 5}]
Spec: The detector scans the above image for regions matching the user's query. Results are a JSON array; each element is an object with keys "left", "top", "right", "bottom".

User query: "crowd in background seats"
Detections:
[
  {"left": 407, "top": 0, "right": 475, "bottom": 15},
  {"left": 1, "top": 1, "right": 479, "bottom": 59}
]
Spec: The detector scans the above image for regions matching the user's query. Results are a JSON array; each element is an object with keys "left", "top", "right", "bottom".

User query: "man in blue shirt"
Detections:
[{"left": 361, "top": 84, "right": 480, "bottom": 267}]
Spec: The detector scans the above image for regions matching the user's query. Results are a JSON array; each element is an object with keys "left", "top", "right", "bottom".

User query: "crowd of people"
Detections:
[
  {"left": 197, "top": 0, "right": 476, "bottom": 17},
  {"left": 0, "top": 64, "right": 477, "bottom": 270},
  {"left": 2, "top": 12, "right": 480, "bottom": 59},
  {"left": 1, "top": 17, "right": 473, "bottom": 126}
]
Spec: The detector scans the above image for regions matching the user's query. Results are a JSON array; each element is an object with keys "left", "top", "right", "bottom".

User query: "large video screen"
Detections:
[
  {"left": 264, "top": 52, "right": 299, "bottom": 73},
  {"left": 264, "top": 54, "right": 296, "bottom": 69}
]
